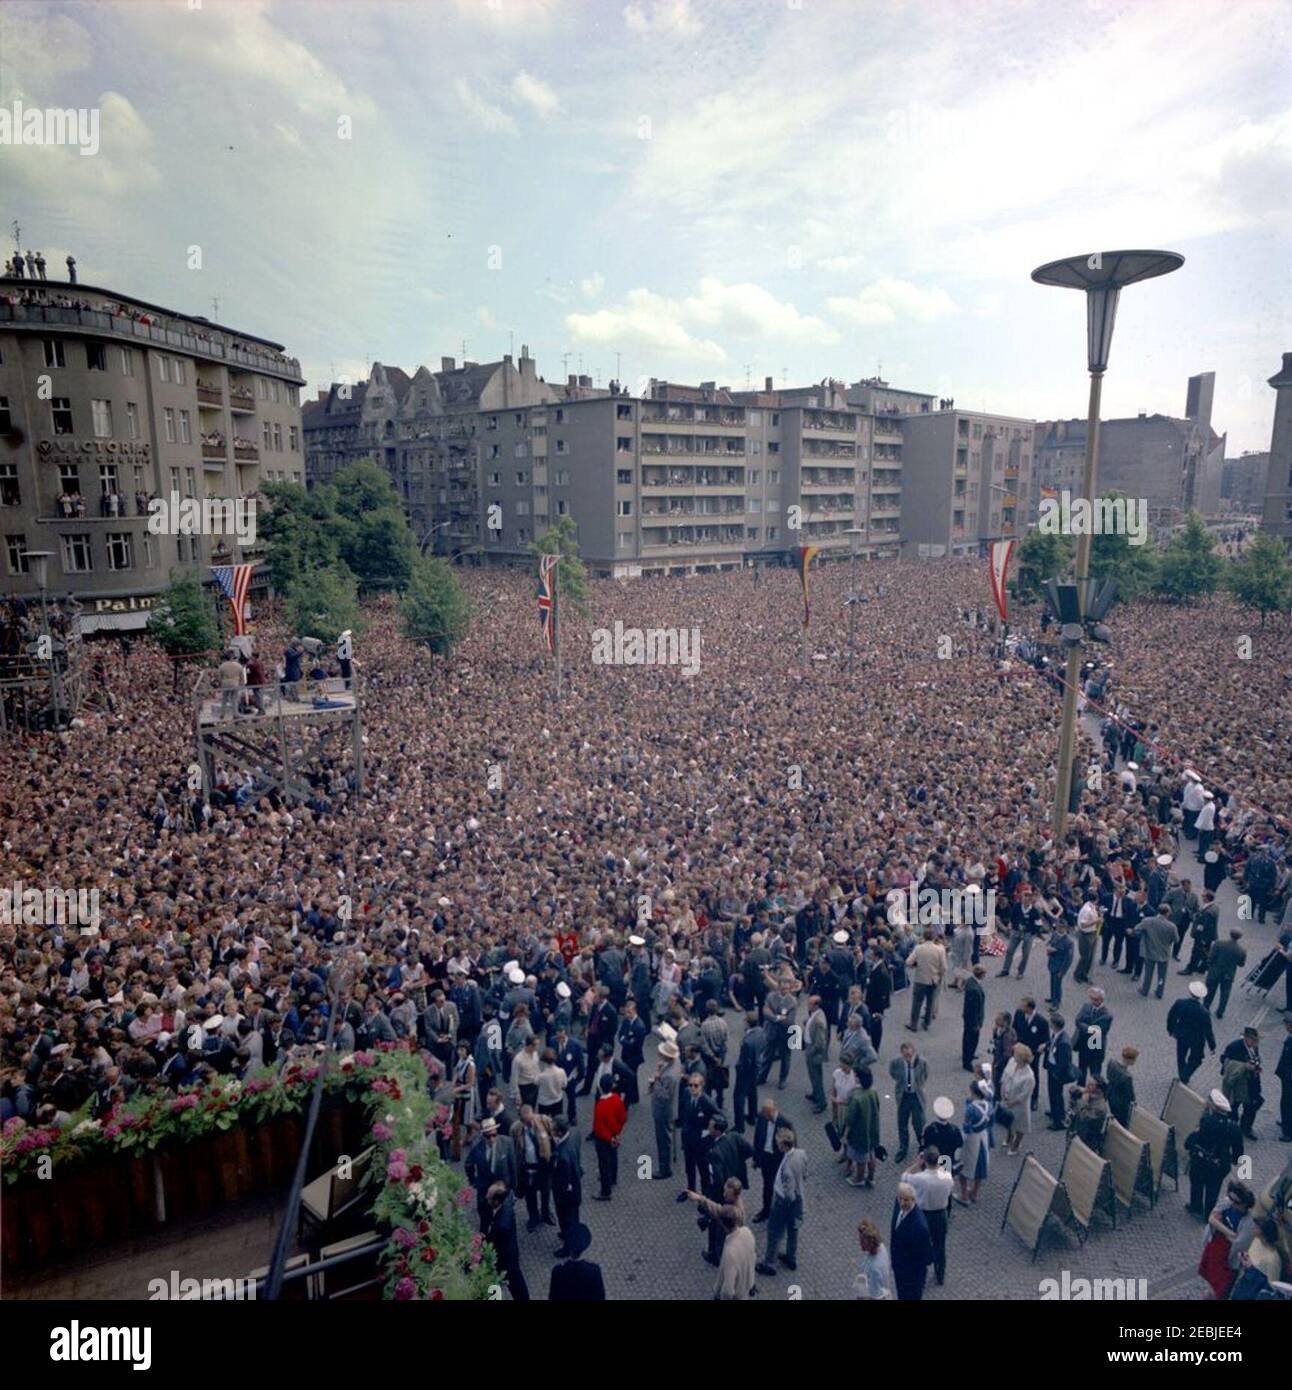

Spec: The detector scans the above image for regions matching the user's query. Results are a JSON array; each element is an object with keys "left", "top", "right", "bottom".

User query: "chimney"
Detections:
[
  {"left": 318, "top": 389, "right": 328, "bottom": 402},
  {"left": 1185, "top": 372, "right": 1214, "bottom": 433},
  {"left": 464, "top": 360, "right": 478, "bottom": 369},
  {"left": 441, "top": 356, "right": 455, "bottom": 372},
  {"left": 579, "top": 374, "right": 591, "bottom": 387},
  {"left": 765, "top": 376, "right": 773, "bottom": 392},
  {"left": 568, "top": 374, "right": 578, "bottom": 387}
]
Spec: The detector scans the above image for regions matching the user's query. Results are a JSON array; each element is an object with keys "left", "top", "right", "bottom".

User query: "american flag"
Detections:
[
  {"left": 537, "top": 552, "right": 559, "bottom": 653},
  {"left": 210, "top": 564, "right": 255, "bottom": 636}
]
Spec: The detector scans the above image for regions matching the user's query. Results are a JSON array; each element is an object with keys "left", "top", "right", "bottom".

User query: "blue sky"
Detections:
[{"left": 2, "top": 0, "right": 1289, "bottom": 451}]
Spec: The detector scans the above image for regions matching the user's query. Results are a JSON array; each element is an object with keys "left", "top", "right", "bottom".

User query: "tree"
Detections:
[
  {"left": 149, "top": 570, "right": 221, "bottom": 657},
  {"left": 1090, "top": 492, "right": 1158, "bottom": 600},
  {"left": 1229, "top": 531, "right": 1292, "bottom": 625},
  {"left": 1154, "top": 511, "right": 1225, "bottom": 604},
  {"left": 331, "top": 462, "right": 416, "bottom": 593},
  {"left": 399, "top": 554, "right": 471, "bottom": 653},
  {"left": 286, "top": 565, "right": 363, "bottom": 644},
  {"left": 259, "top": 481, "right": 343, "bottom": 594},
  {"left": 1014, "top": 528, "right": 1073, "bottom": 602},
  {"left": 529, "top": 514, "right": 590, "bottom": 619}
]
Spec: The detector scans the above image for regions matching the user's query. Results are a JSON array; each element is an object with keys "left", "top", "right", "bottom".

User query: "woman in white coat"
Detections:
[{"left": 1001, "top": 1043, "right": 1036, "bottom": 1155}]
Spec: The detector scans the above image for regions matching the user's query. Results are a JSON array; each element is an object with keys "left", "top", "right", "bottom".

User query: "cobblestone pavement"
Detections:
[{"left": 501, "top": 732, "right": 1289, "bottom": 1302}]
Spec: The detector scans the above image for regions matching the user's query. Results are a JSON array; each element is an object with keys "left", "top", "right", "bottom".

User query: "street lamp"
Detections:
[
  {"left": 1031, "top": 249, "right": 1183, "bottom": 837},
  {"left": 844, "top": 526, "right": 865, "bottom": 675},
  {"left": 23, "top": 549, "right": 61, "bottom": 729}
]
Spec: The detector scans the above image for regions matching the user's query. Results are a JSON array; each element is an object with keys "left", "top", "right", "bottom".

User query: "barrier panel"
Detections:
[
  {"left": 1160, "top": 1078, "right": 1206, "bottom": 1176},
  {"left": 1059, "top": 1136, "right": 1117, "bottom": 1239},
  {"left": 1129, "top": 1104, "right": 1179, "bottom": 1195},
  {"left": 1002, "top": 1153, "right": 1076, "bottom": 1261},
  {"left": 1103, "top": 1118, "right": 1156, "bottom": 1215}
]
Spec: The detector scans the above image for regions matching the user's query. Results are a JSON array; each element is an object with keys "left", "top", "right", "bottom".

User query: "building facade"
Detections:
[
  {"left": 1261, "top": 352, "right": 1292, "bottom": 550},
  {"left": 1, "top": 274, "right": 303, "bottom": 629},
  {"left": 900, "top": 408, "right": 1034, "bottom": 557},
  {"left": 1220, "top": 451, "right": 1269, "bottom": 514}
]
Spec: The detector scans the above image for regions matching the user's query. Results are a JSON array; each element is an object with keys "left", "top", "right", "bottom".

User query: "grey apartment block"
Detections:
[
  {"left": 1220, "top": 452, "right": 1269, "bottom": 514},
  {"left": 1, "top": 274, "right": 303, "bottom": 628},
  {"left": 900, "top": 408, "right": 1034, "bottom": 556},
  {"left": 1261, "top": 352, "right": 1292, "bottom": 550}
]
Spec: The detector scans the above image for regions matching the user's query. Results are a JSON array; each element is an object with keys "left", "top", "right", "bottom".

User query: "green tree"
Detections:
[
  {"left": 1090, "top": 492, "right": 1158, "bottom": 600},
  {"left": 1014, "top": 528, "right": 1073, "bottom": 601},
  {"left": 529, "top": 513, "right": 590, "bottom": 619},
  {"left": 286, "top": 565, "right": 363, "bottom": 644},
  {"left": 1228, "top": 531, "right": 1292, "bottom": 625},
  {"left": 332, "top": 462, "right": 416, "bottom": 593},
  {"left": 1154, "top": 511, "right": 1225, "bottom": 604},
  {"left": 259, "top": 481, "right": 343, "bottom": 594},
  {"left": 149, "top": 570, "right": 221, "bottom": 657},
  {"left": 399, "top": 554, "right": 471, "bottom": 653}
]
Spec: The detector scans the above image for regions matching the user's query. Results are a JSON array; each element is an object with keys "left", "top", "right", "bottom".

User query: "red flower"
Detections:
[
  {"left": 431, "top": 1288, "right": 444, "bottom": 1301},
  {"left": 417, "top": 1220, "right": 429, "bottom": 1235},
  {"left": 409, "top": 1165, "right": 423, "bottom": 1181},
  {"left": 420, "top": 1247, "right": 438, "bottom": 1264}
]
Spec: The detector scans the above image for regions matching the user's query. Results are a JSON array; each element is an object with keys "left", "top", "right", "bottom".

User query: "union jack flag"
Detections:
[
  {"left": 537, "top": 552, "right": 559, "bottom": 653},
  {"left": 210, "top": 564, "right": 255, "bottom": 636}
]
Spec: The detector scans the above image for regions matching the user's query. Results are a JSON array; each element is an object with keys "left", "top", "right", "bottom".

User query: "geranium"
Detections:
[{"left": 394, "top": 1277, "right": 416, "bottom": 1301}]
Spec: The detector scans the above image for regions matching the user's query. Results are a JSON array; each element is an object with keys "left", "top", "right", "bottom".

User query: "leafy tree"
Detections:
[
  {"left": 529, "top": 514, "right": 590, "bottom": 619},
  {"left": 399, "top": 554, "right": 471, "bottom": 653},
  {"left": 286, "top": 565, "right": 363, "bottom": 644},
  {"left": 332, "top": 459, "right": 403, "bottom": 517},
  {"left": 1229, "top": 531, "right": 1292, "bottom": 625},
  {"left": 1153, "top": 511, "right": 1225, "bottom": 604},
  {"left": 331, "top": 462, "right": 416, "bottom": 593},
  {"left": 1014, "top": 528, "right": 1073, "bottom": 602},
  {"left": 149, "top": 571, "right": 221, "bottom": 657},
  {"left": 1090, "top": 492, "right": 1158, "bottom": 600},
  {"left": 259, "top": 481, "right": 343, "bottom": 594}
]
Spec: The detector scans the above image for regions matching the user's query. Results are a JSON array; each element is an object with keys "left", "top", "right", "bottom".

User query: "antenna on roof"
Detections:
[
  {"left": 561, "top": 352, "right": 571, "bottom": 376},
  {"left": 781, "top": 366, "right": 787, "bottom": 388},
  {"left": 744, "top": 364, "right": 751, "bottom": 388},
  {"left": 616, "top": 351, "right": 622, "bottom": 383},
  {"left": 509, "top": 330, "right": 514, "bottom": 358},
  {"left": 212, "top": 297, "right": 219, "bottom": 319}
]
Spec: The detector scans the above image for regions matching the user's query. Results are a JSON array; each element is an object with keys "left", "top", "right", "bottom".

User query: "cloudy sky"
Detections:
[{"left": 2, "top": 0, "right": 1289, "bottom": 450}]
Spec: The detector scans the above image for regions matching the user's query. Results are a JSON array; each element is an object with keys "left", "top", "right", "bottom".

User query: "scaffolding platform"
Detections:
[{"left": 193, "top": 671, "right": 364, "bottom": 805}]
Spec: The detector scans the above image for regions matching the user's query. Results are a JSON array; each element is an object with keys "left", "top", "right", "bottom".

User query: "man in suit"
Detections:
[
  {"left": 649, "top": 1040, "right": 682, "bottom": 1179},
  {"left": 889, "top": 1181, "right": 934, "bottom": 1300},
  {"left": 733, "top": 1011, "right": 765, "bottom": 1133},
  {"left": 701, "top": 1114, "right": 754, "bottom": 1265},
  {"left": 961, "top": 964, "right": 986, "bottom": 1071},
  {"left": 1204, "top": 930, "right": 1247, "bottom": 1021},
  {"left": 1044, "top": 1013, "right": 1074, "bottom": 1130},
  {"left": 548, "top": 1222, "right": 606, "bottom": 1301},
  {"left": 756, "top": 1127, "right": 807, "bottom": 1277},
  {"left": 1180, "top": 891, "right": 1219, "bottom": 976},
  {"left": 1134, "top": 908, "right": 1177, "bottom": 1000},
  {"left": 1046, "top": 919, "right": 1074, "bottom": 1008},
  {"left": 803, "top": 995, "right": 829, "bottom": 1112},
  {"left": 751, "top": 1097, "right": 793, "bottom": 1221},
  {"left": 483, "top": 1182, "right": 529, "bottom": 1301},
  {"left": 888, "top": 1041, "right": 928, "bottom": 1163},
  {"left": 906, "top": 928, "right": 946, "bottom": 1032},
  {"left": 510, "top": 1106, "right": 555, "bottom": 1232},
  {"left": 1106, "top": 1045, "right": 1138, "bottom": 1128},
  {"left": 580, "top": 988, "right": 617, "bottom": 1094},
  {"left": 616, "top": 1000, "right": 647, "bottom": 1105},
  {"left": 1166, "top": 981, "right": 1216, "bottom": 1083},
  {"left": 759, "top": 974, "right": 796, "bottom": 1088},
  {"left": 1220, "top": 1027, "right": 1264, "bottom": 1139},
  {"left": 1100, "top": 879, "right": 1139, "bottom": 969},
  {"left": 1011, "top": 997, "right": 1050, "bottom": 1111},
  {"left": 465, "top": 1118, "right": 517, "bottom": 1225},
  {"left": 552, "top": 1025, "right": 585, "bottom": 1124},
  {"left": 677, "top": 1070, "right": 720, "bottom": 1198},
  {"left": 1072, "top": 988, "right": 1113, "bottom": 1084},
  {"left": 550, "top": 1116, "right": 583, "bottom": 1256}
]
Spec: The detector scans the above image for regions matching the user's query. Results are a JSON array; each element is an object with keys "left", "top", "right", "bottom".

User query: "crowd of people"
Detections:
[{"left": 1, "top": 557, "right": 1289, "bottom": 1300}]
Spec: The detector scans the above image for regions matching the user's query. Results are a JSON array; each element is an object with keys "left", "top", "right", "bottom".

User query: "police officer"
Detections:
[{"left": 1184, "top": 1089, "right": 1243, "bottom": 1218}]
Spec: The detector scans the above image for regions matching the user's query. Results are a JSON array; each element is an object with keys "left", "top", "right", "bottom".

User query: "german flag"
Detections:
[{"left": 798, "top": 544, "right": 822, "bottom": 627}]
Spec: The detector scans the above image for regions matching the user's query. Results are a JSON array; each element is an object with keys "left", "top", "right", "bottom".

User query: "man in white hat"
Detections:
[
  {"left": 1166, "top": 979, "right": 1216, "bottom": 1083},
  {"left": 1181, "top": 770, "right": 1207, "bottom": 841},
  {"left": 649, "top": 1040, "right": 683, "bottom": 1180},
  {"left": 1195, "top": 791, "right": 1217, "bottom": 857},
  {"left": 1184, "top": 1089, "right": 1243, "bottom": 1218}
]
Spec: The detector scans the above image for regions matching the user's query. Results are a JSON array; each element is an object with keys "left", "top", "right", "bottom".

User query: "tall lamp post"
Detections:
[
  {"left": 1031, "top": 250, "right": 1183, "bottom": 838},
  {"left": 23, "top": 550, "right": 61, "bottom": 729},
  {"left": 844, "top": 525, "right": 865, "bottom": 675}
]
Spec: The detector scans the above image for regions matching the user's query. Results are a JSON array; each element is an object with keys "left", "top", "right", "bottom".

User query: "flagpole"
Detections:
[{"left": 553, "top": 557, "right": 563, "bottom": 703}]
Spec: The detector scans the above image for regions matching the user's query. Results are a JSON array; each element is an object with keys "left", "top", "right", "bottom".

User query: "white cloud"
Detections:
[
  {"left": 455, "top": 78, "right": 518, "bottom": 135},
  {"left": 817, "top": 253, "right": 866, "bottom": 273},
  {"left": 511, "top": 70, "right": 560, "bottom": 119},
  {"left": 682, "top": 277, "right": 838, "bottom": 344},
  {"left": 827, "top": 278, "right": 958, "bottom": 327},
  {"left": 477, "top": 306, "right": 498, "bottom": 328},
  {"left": 623, "top": 1, "right": 702, "bottom": 37},
  {"left": 566, "top": 288, "right": 726, "bottom": 363},
  {"left": 581, "top": 271, "right": 605, "bottom": 298},
  {"left": 0, "top": 11, "right": 92, "bottom": 84}
]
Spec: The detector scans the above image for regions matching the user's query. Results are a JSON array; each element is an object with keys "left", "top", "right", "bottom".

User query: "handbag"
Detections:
[{"left": 824, "top": 1120, "right": 842, "bottom": 1152}]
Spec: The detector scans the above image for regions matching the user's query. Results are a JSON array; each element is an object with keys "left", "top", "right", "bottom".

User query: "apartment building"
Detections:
[
  {"left": 1220, "top": 452, "right": 1269, "bottom": 514},
  {"left": 901, "top": 408, "right": 1035, "bottom": 557},
  {"left": 0, "top": 272, "right": 303, "bottom": 628},
  {"left": 1261, "top": 352, "right": 1292, "bottom": 551}
]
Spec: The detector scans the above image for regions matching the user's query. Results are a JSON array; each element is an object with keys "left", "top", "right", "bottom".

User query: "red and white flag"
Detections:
[{"left": 987, "top": 539, "right": 1014, "bottom": 625}]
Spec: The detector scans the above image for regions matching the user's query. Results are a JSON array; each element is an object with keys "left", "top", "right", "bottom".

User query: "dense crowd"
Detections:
[{"left": 1, "top": 558, "right": 1289, "bottom": 1298}]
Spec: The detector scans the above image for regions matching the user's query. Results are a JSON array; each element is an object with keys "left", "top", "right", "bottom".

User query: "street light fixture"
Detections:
[
  {"left": 1031, "top": 249, "right": 1183, "bottom": 837},
  {"left": 844, "top": 526, "right": 865, "bottom": 675}
]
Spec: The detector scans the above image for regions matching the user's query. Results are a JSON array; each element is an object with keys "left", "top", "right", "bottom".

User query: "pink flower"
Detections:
[
  {"left": 393, "top": 1277, "right": 416, "bottom": 1301},
  {"left": 372, "top": 1122, "right": 393, "bottom": 1141},
  {"left": 392, "top": 1227, "right": 418, "bottom": 1249},
  {"left": 390, "top": 1148, "right": 407, "bottom": 1163},
  {"left": 455, "top": 1186, "right": 472, "bottom": 1207},
  {"left": 387, "top": 1160, "right": 410, "bottom": 1182}
]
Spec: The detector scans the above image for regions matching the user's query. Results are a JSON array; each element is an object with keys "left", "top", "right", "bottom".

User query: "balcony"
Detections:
[
  {"left": 201, "top": 440, "right": 227, "bottom": 461},
  {"left": 196, "top": 385, "right": 224, "bottom": 408},
  {"left": 228, "top": 390, "right": 256, "bottom": 415},
  {"left": 233, "top": 444, "right": 259, "bottom": 461}
]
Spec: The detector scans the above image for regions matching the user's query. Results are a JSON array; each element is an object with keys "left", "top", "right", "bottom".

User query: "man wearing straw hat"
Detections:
[{"left": 649, "top": 1039, "right": 683, "bottom": 1180}]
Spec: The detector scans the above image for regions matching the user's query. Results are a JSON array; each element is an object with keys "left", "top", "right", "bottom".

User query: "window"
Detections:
[
  {"left": 768, "top": 442, "right": 780, "bottom": 454},
  {"left": 746, "top": 526, "right": 760, "bottom": 540},
  {"left": 6, "top": 534, "right": 28, "bottom": 574},
  {"left": 555, "top": 439, "right": 567, "bottom": 454},
  {"left": 618, "top": 531, "right": 632, "bottom": 548},
  {"left": 158, "top": 356, "right": 171, "bottom": 383},
  {"left": 767, "top": 526, "right": 779, "bottom": 541},
  {"left": 91, "top": 399, "right": 113, "bottom": 438},
  {"left": 174, "top": 359, "right": 186, "bottom": 385},
  {"left": 262, "top": 421, "right": 272, "bottom": 449},
  {"left": 556, "top": 498, "right": 570, "bottom": 516},
  {"left": 748, "top": 498, "right": 761, "bottom": 513},
  {"left": 179, "top": 410, "right": 192, "bottom": 444},
  {"left": 273, "top": 423, "right": 282, "bottom": 452},
  {"left": 617, "top": 500, "right": 633, "bottom": 517},
  {"left": 120, "top": 347, "right": 134, "bottom": 376},
  {"left": 126, "top": 402, "right": 140, "bottom": 440},
  {"left": 488, "top": 444, "right": 500, "bottom": 459},
  {"left": 0, "top": 396, "right": 10, "bottom": 433},
  {"left": 771, "top": 412, "right": 779, "bottom": 426},
  {"left": 516, "top": 470, "right": 528, "bottom": 486},
  {"left": 169, "top": 467, "right": 180, "bottom": 495},
  {"left": 617, "top": 469, "right": 633, "bottom": 485},
  {"left": 174, "top": 535, "right": 188, "bottom": 563},
  {"left": 289, "top": 426, "right": 299, "bottom": 452},
  {"left": 748, "top": 469, "right": 760, "bottom": 484},
  {"left": 62, "top": 533, "right": 93, "bottom": 573},
  {"left": 292, "top": 471, "right": 301, "bottom": 484},
  {"left": 163, "top": 408, "right": 176, "bottom": 443},
  {"left": 0, "top": 461, "right": 18, "bottom": 506},
  {"left": 516, "top": 500, "right": 530, "bottom": 516},
  {"left": 43, "top": 339, "right": 66, "bottom": 368},
  {"left": 87, "top": 343, "right": 107, "bottom": 371},
  {"left": 769, "top": 470, "right": 780, "bottom": 484},
  {"left": 488, "top": 471, "right": 501, "bottom": 487},
  {"left": 555, "top": 469, "right": 570, "bottom": 486},
  {"left": 750, "top": 441, "right": 761, "bottom": 455},
  {"left": 748, "top": 410, "right": 761, "bottom": 425},
  {"left": 99, "top": 463, "right": 119, "bottom": 494},
  {"left": 106, "top": 532, "right": 133, "bottom": 571},
  {"left": 517, "top": 527, "right": 529, "bottom": 543},
  {"left": 514, "top": 441, "right": 527, "bottom": 458},
  {"left": 185, "top": 467, "right": 196, "bottom": 496},
  {"left": 555, "top": 409, "right": 564, "bottom": 423},
  {"left": 767, "top": 499, "right": 780, "bottom": 512},
  {"left": 617, "top": 437, "right": 632, "bottom": 453},
  {"left": 514, "top": 412, "right": 523, "bottom": 426},
  {"left": 59, "top": 463, "right": 79, "bottom": 494},
  {"left": 142, "top": 533, "right": 156, "bottom": 568},
  {"left": 486, "top": 415, "right": 498, "bottom": 430},
  {"left": 52, "top": 398, "right": 74, "bottom": 434},
  {"left": 270, "top": 380, "right": 280, "bottom": 403}
]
